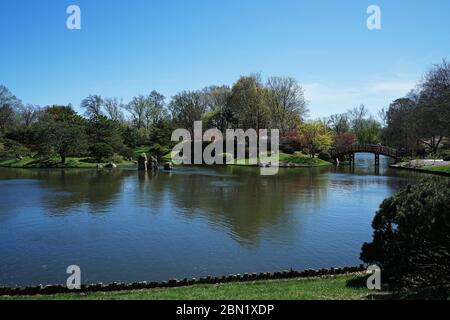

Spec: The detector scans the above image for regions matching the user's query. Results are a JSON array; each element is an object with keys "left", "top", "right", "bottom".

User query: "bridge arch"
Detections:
[{"left": 331, "top": 144, "right": 400, "bottom": 165}]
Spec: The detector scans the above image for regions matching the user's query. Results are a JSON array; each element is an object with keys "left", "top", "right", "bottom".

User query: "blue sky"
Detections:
[{"left": 1, "top": 0, "right": 449, "bottom": 118}]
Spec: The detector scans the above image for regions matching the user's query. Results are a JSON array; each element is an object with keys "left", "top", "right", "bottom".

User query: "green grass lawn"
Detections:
[
  {"left": 0, "top": 156, "right": 134, "bottom": 169},
  {"left": 420, "top": 164, "right": 450, "bottom": 174},
  {"left": 1, "top": 274, "right": 374, "bottom": 300},
  {"left": 3, "top": 273, "right": 445, "bottom": 300},
  {"left": 228, "top": 152, "right": 332, "bottom": 167}
]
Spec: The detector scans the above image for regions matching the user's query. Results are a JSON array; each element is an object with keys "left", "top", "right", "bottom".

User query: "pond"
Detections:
[{"left": 0, "top": 154, "right": 423, "bottom": 287}]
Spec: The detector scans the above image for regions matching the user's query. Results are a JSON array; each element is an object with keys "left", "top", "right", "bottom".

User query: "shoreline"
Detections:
[
  {"left": 389, "top": 163, "right": 450, "bottom": 177},
  {"left": 0, "top": 265, "right": 365, "bottom": 297}
]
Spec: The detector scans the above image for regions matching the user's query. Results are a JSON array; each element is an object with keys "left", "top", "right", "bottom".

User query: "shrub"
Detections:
[
  {"left": 149, "top": 144, "right": 170, "bottom": 161},
  {"left": 318, "top": 151, "right": 331, "bottom": 162},
  {"left": 361, "top": 177, "right": 450, "bottom": 287},
  {"left": 112, "top": 153, "right": 124, "bottom": 164},
  {"left": 0, "top": 138, "right": 32, "bottom": 159},
  {"left": 90, "top": 143, "right": 114, "bottom": 162},
  {"left": 281, "top": 145, "right": 295, "bottom": 154},
  {"left": 119, "top": 146, "right": 134, "bottom": 161},
  {"left": 280, "top": 131, "right": 302, "bottom": 153}
]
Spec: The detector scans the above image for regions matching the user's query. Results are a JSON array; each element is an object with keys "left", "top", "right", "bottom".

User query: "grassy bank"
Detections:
[
  {"left": 390, "top": 159, "right": 450, "bottom": 176},
  {"left": 1, "top": 274, "right": 372, "bottom": 300},
  {"left": 2, "top": 273, "right": 446, "bottom": 300},
  {"left": 420, "top": 164, "right": 450, "bottom": 174},
  {"left": 0, "top": 156, "right": 134, "bottom": 169},
  {"left": 227, "top": 152, "right": 332, "bottom": 167}
]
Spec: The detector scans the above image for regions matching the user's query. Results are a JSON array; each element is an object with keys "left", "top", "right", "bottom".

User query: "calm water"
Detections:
[{"left": 0, "top": 154, "right": 423, "bottom": 287}]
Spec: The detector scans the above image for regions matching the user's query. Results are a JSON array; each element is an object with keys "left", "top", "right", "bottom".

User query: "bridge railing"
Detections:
[{"left": 331, "top": 144, "right": 399, "bottom": 158}]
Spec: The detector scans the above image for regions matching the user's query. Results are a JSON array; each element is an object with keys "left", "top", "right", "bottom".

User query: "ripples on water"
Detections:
[{"left": 0, "top": 154, "right": 423, "bottom": 286}]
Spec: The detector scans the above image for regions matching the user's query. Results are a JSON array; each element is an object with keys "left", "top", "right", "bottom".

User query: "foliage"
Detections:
[
  {"left": 327, "top": 113, "right": 350, "bottom": 134},
  {"left": 119, "top": 146, "right": 135, "bottom": 161},
  {"left": 266, "top": 76, "right": 308, "bottom": 134},
  {"left": 148, "top": 144, "right": 170, "bottom": 161},
  {"left": 318, "top": 151, "right": 331, "bottom": 162},
  {"left": 169, "top": 91, "right": 207, "bottom": 133},
  {"left": 86, "top": 116, "right": 125, "bottom": 152},
  {"left": 333, "top": 132, "right": 356, "bottom": 150},
  {"left": 280, "top": 130, "right": 303, "bottom": 154},
  {"left": 149, "top": 119, "right": 174, "bottom": 147},
  {"left": 228, "top": 75, "right": 269, "bottom": 131},
  {"left": 35, "top": 106, "right": 88, "bottom": 164},
  {"left": 361, "top": 177, "right": 450, "bottom": 287},
  {"left": 298, "top": 121, "right": 333, "bottom": 158},
  {"left": 89, "top": 143, "right": 114, "bottom": 162}
]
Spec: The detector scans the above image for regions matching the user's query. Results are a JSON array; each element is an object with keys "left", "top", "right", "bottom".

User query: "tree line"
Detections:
[
  {"left": 379, "top": 60, "right": 450, "bottom": 156},
  {"left": 0, "top": 61, "right": 448, "bottom": 165}
]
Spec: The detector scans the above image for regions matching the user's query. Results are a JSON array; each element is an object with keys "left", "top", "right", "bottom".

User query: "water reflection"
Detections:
[{"left": 0, "top": 154, "right": 424, "bottom": 286}]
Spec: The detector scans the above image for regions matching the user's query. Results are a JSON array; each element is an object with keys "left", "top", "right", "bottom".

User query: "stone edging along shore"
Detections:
[{"left": 0, "top": 265, "right": 366, "bottom": 296}]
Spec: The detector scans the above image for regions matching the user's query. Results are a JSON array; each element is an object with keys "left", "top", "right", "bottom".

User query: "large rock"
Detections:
[
  {"left": 138, "top": 153, "right": 148, "bottom": 171},
  {"left": 164, "top": 162, "right": 173, "bottom": 171},
  {"left": 147, "top": 156, "right": 159, "bottom": 171}
]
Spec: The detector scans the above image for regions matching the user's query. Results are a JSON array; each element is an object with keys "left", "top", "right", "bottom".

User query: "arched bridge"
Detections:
[{"left": 331, "top": 144, "right": 400, "bottom": 165}]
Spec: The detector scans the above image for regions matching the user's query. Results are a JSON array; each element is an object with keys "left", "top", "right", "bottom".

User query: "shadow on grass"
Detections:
[
  {"left": 345, "top": 275, "right": 449, "bottom": 300},
  {"left": 78, "top": 158, "right": 100, "bottom": 164}
]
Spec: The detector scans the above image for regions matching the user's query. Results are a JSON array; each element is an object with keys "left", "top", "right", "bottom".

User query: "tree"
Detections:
[
  {"left": 145, "top": 91, "right": 168, "bottom": 128},
  {"left": 149, "top": 118, "right": 175, "bottom": 147},
  {"left": 86, "top": 115, "right": 125, "bottom": 152},
  {"left": 0, "top": 85, "right": 22, "bottom": 109},
  {"left": 327, "top": 113, "right": 350, "bottom": 134},
  {"left": 19, "top": 104, "right": 41, "bottom": 127},
  {"left": 280, "top": 130, "right": 303, "bottom": 154},
  {"left": 266, "top": 76, "right": 308, "bottom": 134},
  {"left": 298, "top": 121, "right": 333, "bottom": 158},
  {"left": 37, "top": 106, "right": 88, "bottom": 164},
  {"left": 361, "top": 177, "right": 450, "bottom": 287},
  {"left": 0, "top": 105, "right": 16, "bottom": 133},
  {"left": 201, "top": 86, "right": 232, "bottom": 131},
  {"left": 125, "top": 95, "right": 150, "bottom": 129},
  {"left": 381, "top": 98, "right": 419, "bottom": 151},
  {"left": 228, "top": 75, "right": 269, "bottom": 131},
  {"left": 169, "top": 91, "right": 206, "bottom": 133},
  {"left": 416, "top": 60, "right": 450, "bottom": 154},
  {"left": 354, "top": 117, "right": 381, "bottom": 145},
  {"left": 89, "top": 143, "right": 114, "bottom": 162},
  {"left": 81, "top": 95, "right": 104, "bottom": 118},
  {"left": 348, "top": 104, "right": 369, "bottom": 132},
  {"left": 103, "top": 97, "right": 124, "bottom": 122},
  {"left": 333, "top": 132, "right": 356, "bottom": 149},
  {"left": 0, "top": 85, "right": 21, "bottom": 133}
]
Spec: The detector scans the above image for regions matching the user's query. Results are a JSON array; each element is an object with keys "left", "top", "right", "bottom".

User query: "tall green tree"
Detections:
[
  {"left": 266, "top": 76, "right": 308, "bottom": 134},
  {"left": 37, "top": 106, "right": 88, "bottom": 164},
  {"left": 169, "top": 91, "right": 206, "bottom": 133},
  {"left": 86, "top": 115, "right": 125, "bottom": 152},
  {"left": 416, "top": 60, "right": 450, "bottom": 154},
  {"left": 381, "top": 98, "right": 419, "bottom": 150},
  {"left": 228, "top": 75, "right": 269, "bottom": 131}
]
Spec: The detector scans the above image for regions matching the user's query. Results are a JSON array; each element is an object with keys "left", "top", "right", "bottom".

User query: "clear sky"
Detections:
[{"left": 1, "top": 0, "right": 449, "bottom": 118}]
